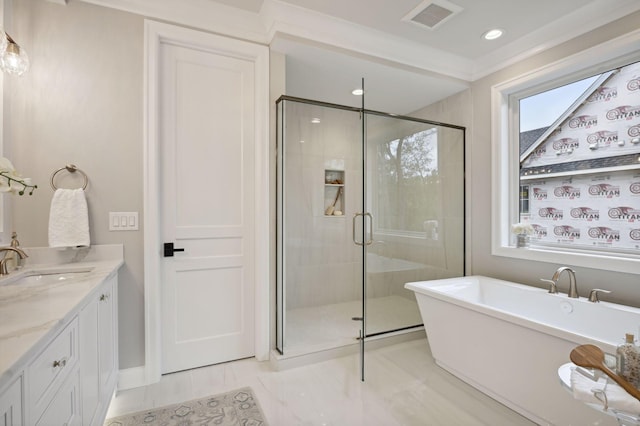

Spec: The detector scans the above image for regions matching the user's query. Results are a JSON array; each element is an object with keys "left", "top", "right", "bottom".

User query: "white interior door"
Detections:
[{"left": 159, "top": 40, "right": 256, "bottom": 374}]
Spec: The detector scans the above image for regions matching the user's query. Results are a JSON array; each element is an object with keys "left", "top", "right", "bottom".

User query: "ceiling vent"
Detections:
[{"left": 402, "top": 0, "right": 463, "bottom": 30}]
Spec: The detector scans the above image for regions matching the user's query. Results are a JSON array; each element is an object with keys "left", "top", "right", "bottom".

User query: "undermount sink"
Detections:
[{"left": 0, "top": 266, "right": 95, "bottom": 287}]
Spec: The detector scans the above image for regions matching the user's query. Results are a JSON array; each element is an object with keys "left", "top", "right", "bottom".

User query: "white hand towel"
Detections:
[
  {"left": 48, "top": 188, "right": 90, "bottom": 248},
  {"left": 570, "top": 366, "right": 640, "bottom": 414}
]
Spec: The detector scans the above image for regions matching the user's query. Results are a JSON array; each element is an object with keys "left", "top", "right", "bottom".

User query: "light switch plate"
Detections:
[{"left": 109, "top": 212, "right": 139, "bottom": 231}]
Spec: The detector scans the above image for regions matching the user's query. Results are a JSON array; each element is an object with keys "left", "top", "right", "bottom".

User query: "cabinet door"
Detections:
[
  {"left": 35, "top": 369, "right": 81, "bottom": 426},
  {"left": 79, "top": 295, "right": 100, "bottom": 425},
  {"left": 0, "top": 377, "right": 22, "bottom": 426},
  {"left": 98, "top": 276, "right": 116, "bottom": 395},
  {"left": 80, "top": 275, "right": 118, "bottom": 426},
  {"left": 28, "top": 318, "right": 78, "bottom": 421}
]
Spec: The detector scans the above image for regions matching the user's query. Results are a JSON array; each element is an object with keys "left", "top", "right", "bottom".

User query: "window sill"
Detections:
[{"left": 492, "top": 243, "right": 640, "bottom": 275}]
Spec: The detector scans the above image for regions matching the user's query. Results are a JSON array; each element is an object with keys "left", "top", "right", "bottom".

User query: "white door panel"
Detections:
[{"left": 160, "top": 41, "right": 255, "bottom": 374}]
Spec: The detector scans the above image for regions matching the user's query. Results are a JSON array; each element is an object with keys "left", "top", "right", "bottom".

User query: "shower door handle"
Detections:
[
  {"left": 353, "top": 213, "right": 374, "bottom": 246},
  {"left": 353, "top": 213, "right": 364, "bottom": 246},
  {"left": 363, "top": 212, "right": 374, "bottom": 246}
]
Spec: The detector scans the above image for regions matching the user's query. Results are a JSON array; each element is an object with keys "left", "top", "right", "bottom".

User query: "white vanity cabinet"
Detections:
[
  {"left": 0, "top": 261, "right": 120, "bottom": 426},
  {"left": 0, "top": 377, "right": 23, "bottom": 426},
  {"left": 79, "top": 273, "right": 118, "bottom": 425}
]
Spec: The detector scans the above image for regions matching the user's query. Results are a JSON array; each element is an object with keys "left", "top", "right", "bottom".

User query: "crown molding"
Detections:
[
  {"left": 73, "top": 0, "right": 474, "bottom": 81},
  {"left": 472, "top": 0, "right": 640, "bottom": 80},
  {"left": 261, "top": 0, "right": 474, "bottom": 81},
  {"left": 75, "top": 0, "right": 269, "bottom": 44},
  {"left": 73, "top": 0, "right": 640, "bottom": 83}
]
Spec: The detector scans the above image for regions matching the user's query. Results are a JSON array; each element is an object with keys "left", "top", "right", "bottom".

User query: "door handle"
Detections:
[
  {"left": 363, "top": 212, "right": 374, "bottom": 246},
  {"left": 353, "top": 213, "right": 374, "bottom": 246},
  {"left": 164, "top": 242, "right": 185, "bottom": 257},
  {"left": 353, "top": 213, "right": 363, "bottom": 246}
]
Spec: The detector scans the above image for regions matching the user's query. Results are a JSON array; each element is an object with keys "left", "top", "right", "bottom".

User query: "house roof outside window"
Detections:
[{"left": 519, "top": 62, "right": 640, "bottom": 178}]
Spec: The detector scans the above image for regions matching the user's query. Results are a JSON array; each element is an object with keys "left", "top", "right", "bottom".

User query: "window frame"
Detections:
[{"left": 490, "top": 30, "right": 640, "bottom": 274}]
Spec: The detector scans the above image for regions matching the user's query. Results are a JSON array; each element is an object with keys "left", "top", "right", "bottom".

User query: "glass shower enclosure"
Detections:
[{"left": 276, "top": 95, "right": 465, "bottom": 364}]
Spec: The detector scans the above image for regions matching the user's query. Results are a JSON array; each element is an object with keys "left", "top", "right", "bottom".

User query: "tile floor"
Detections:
[
  {"left": 106, "top": 338, "right": 536, "bottom": 425},
  {"left": 285, "top": 295, "right": 423, "bottom": 355}
]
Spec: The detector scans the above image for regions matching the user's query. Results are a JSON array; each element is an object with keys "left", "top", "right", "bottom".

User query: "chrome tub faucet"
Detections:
[
  {"left": 550, "top": 266, "right": 579, "bottom": 298},
  {"left": 588, "top": 288, "right": 611, "bottom": 303}
]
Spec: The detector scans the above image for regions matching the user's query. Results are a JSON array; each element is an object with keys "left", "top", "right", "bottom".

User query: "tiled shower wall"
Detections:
[
  {"left": 282, "top": 102, "right": 464, "bottom": 310},
  {"left": 283, "top": 103, "right": 363, "bottom": 309}
]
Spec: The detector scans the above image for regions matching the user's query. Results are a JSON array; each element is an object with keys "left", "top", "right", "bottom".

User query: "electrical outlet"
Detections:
[{"left": 109, "top": 212, "right": 139, "bottom": 231}]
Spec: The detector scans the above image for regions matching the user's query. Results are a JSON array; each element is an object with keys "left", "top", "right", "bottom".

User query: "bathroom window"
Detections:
[
  {"left": 375, "top": 128, "right": 438, "bottom": 236},
  {"left": 518, "top": 61, "right": 640, "bottom": 252},
  {"left": 491, "top": 34, "right": 640, "bottom": 274}
]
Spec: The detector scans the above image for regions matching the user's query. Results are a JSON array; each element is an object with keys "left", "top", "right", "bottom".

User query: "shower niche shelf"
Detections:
[{"left": 324, "top": 169, "right": 344, "bottom": 217}]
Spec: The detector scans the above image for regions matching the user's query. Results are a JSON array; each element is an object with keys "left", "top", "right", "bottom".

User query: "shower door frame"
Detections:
[
  {"left": 276, "top": 95, "right": 466, "bottom": 367},
  {"left": 275, "top": 96, "right": 364, "bottom": 356}
]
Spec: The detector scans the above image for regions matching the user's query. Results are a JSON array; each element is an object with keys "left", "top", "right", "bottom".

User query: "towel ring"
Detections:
[{"left": 50, "top": 164, "right": 88, "bottom": 190}]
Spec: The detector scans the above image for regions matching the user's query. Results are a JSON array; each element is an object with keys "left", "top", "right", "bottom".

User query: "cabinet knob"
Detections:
[
  {"left": 100, "top": 293, "right": 110, "bottom": 301},
  {"left": 52, "top": 358, "right": 67, "bottom": 368}
]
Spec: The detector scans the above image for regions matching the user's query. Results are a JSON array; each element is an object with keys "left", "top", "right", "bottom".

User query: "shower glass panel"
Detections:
[
  {"left": 276, "top": 98, "right": 364, "bottom": 355},
  {"left": 276, "top": 95, "right": 465, "bottom": 356},
  {"left": 364, "top": 113, "right": 465, "bottom": 336}
]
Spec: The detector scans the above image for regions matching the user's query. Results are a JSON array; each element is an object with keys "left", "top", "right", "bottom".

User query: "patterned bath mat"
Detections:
[{"left": 104, "top": 387, "right": 268, "bottom": 426}]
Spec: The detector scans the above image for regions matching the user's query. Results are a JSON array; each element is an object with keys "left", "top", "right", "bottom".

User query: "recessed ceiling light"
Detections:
[
  {"left": 352, "top": 89, "right": 365, "bottom": 96},
  {"left": 311, "top": 118, "right": 321, "bottom": 124},
  {"left": 483, "top": 29, "right": 503, "bottom": 40}
]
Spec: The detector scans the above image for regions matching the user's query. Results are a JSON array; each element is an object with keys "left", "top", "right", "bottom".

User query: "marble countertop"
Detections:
[{"left": 0, "top": 245, "right": 123, "bottom": 387}]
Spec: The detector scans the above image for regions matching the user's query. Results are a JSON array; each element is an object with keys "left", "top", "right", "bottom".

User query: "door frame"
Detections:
[{"left": 143, "top": 20, "right": 270, "bottom": 385}]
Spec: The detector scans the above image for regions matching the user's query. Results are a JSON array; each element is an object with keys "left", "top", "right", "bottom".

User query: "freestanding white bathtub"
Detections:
[{"left": 405, "top": 275, "right": 640, "bottom": 426}]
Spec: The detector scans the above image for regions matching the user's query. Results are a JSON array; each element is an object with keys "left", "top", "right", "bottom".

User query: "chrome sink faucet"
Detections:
[
  {"left": 0, "top": 247, "right": 28, "bottom": 276},
  {"left": 550, "top": 266, "right": 579, "bottom": 298}
]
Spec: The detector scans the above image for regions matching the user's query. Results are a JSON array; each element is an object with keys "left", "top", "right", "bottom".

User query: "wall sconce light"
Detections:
[{"left": 1, "top": 32, "right": 29, "bottom": 76}]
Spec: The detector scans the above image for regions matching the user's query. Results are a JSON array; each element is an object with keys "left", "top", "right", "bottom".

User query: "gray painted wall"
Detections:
[
  {"left": 4, "top": 0, "right": 639, "bottom": 373},
  {"left": 7, "top": 0, "right": 145, "bottom": 369}
]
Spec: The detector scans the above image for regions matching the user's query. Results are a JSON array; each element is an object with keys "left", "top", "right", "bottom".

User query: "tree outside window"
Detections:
[{"left": 376, "top": 128, "right": 439, "bottom": 235}]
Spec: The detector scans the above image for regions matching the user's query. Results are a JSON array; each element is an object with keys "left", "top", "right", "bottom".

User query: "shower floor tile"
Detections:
[{"left": 284, "top": 295, "right": 423, "bottom": 354}]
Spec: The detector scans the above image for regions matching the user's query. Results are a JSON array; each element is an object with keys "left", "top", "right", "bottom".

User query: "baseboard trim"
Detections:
[{"left": 117, "top": 366, "right": 147, "bottom": 390}]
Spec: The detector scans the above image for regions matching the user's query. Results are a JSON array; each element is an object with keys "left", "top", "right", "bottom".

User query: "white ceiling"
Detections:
[
  {"left": 204, "top": 0, "right": 640, "bottom": 114},
  {"left": 271, "top": 0, "right": 597, "bottom": 60}
]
